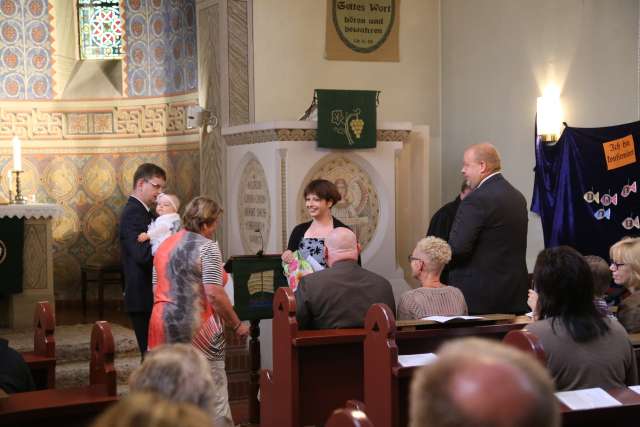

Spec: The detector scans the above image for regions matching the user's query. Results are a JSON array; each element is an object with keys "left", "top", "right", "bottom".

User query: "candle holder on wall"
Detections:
[{"left": 12, "top": 170, "right": 26, "bottom": 204}]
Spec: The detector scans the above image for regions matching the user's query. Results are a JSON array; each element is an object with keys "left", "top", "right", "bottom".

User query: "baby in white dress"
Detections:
[{"left": 137, "top": 193, "right": 181, "bottom": 255}]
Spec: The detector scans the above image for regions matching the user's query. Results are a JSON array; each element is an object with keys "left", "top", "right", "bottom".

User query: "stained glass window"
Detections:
[{"left": 78, "top": 0, "right": 124, "bottom": 60}]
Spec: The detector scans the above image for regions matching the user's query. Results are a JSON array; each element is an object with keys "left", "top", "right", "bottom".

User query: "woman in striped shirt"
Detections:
[{"left": 148, "top": 196, "right": 249, "bottom": 427}]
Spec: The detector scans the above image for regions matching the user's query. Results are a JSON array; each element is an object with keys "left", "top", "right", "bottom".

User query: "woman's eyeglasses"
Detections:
[
  {"left": 408, "top": 255, "right": 422, "bottom": 263},
  {"left": 610, "top": 262, "right": 626, "bottom": 270}
]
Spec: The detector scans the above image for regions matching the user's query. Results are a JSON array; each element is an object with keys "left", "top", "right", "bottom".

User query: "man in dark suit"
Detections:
[
  {"left": 426, "top": 181, "right": 471, "bottom": 284},
  {"left": 295, "top": 228, "right": 395, "bottom": 329},
  {"left": 448, "top": 143, "right": 529, "bottom": 314},
  {"left": 119, "top": 163, "right": 166, "bottom": 357}
]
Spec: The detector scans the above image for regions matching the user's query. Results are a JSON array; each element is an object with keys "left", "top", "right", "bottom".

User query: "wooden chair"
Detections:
[
  {"left": 0, "top": 321, "right": 118, "bottom": 427},
  {"left": 81, "top": 262, "right": 123, "bottom": 320},
  {"left": 20, "top": 301, "right": 56, "bottom": 389}
]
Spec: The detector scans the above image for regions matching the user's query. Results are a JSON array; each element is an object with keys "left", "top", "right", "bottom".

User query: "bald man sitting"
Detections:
[
  {"left": 410, "top": 338, "right": 560, "bottom": 427},
  {"left": 294, "top": 228, "right": 395, "bottom": 329}
]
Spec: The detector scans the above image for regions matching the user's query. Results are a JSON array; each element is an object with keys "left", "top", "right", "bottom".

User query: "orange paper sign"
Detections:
[{"left": 603, "top": 135, "right": 636, "bottom": 170}]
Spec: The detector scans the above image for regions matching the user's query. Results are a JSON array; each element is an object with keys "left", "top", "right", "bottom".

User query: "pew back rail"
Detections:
[{"left": 0, "top": 321, "right": 118, "bottom": 427}]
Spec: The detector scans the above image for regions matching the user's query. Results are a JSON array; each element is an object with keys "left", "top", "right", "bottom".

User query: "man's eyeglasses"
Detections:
[
  {"left": 145, "top": 179, "right": 164, "bottom": 190},
  {"left": 610, "top": 262, "right": 626, "bottom": 270}
]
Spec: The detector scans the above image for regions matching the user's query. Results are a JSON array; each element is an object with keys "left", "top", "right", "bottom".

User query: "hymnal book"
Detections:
[
  {"left": 398, "top": 353, "right": 438, "bottom": 368},
  {"left": 419, "top": 315, "right": 483, "bottom": 323},
  {"left": 555, "top": 388, "right": 622, "bottom": 410}
]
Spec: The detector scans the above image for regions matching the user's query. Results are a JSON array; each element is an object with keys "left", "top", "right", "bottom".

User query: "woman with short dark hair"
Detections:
[
  {"left": 526, "top": 246, "right": 637, "bottom": 391},
  {"left": 281, "top": 178, "right": 353, "bottom": 268}
]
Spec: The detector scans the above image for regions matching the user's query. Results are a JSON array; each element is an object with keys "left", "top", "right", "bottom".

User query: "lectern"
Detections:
[{"left": 224, "top": 254, "right": 288, "bottom": 424}]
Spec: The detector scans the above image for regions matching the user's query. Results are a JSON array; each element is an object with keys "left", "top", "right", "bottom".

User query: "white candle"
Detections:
[
  {"left": 7, "top": 170, "right": 12, "bottom": 193},
  {"left": 12, "top": 136, "right": 22, "bottom": 171}
]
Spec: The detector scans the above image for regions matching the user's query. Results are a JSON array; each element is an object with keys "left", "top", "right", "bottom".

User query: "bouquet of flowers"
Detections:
[{"left": 282, "top": 251, "right": 315, "bottom": 292}]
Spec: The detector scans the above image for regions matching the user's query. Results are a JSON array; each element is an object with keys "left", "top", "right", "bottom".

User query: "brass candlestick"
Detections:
[{"left": 12, "top": 170, "right": 26, "bottom": 204}]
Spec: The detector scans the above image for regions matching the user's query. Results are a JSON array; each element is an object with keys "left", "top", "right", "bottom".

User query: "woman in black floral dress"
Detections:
[{"left": 281, "top": 179, "right": 351, "bottom": 269}]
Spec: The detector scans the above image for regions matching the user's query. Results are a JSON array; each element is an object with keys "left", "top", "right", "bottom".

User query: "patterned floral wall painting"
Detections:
[
  {"left": 0, "top": 148, "right": 200, "bottom": 300},
  {"left": 0, "top": 0, "right": 55, "bottom": 99},
  {"left": 0, "top": 0, "right": 202, "bottom": 300},
  {"left": 0, "top": 0, "right": 198, "bottom": 100},
  {"left": 125, "top": 0, "right": 198, "bottom": 97}
]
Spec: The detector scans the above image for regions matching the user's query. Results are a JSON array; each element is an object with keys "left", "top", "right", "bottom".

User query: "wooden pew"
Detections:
[
  {"left": 363, "top": 304, "right": 530, "bottom": 427},
  {"left": 628, "top": 332, "right": 640, "bottom": 374},
  {"left": 0, "top": 321, "right": 118, "bottom": 427},
  {"left": 504, "top": 329, "right": 640, "bottom": 427},
  {"left": 559, "top": 388, "right": 640, "bottom": 427},
  {"left": 260, "top": 287, "right": 366, "bottom": 427},
  {"left": 503, "top": 328, "right": 546, "bottom": 364},
  {"left": 20, "top": 301, "right": 56, "bottom": 390}
]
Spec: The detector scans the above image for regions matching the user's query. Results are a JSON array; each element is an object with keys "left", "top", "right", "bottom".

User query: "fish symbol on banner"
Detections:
[
  {"left": 594, "top": 208, "right": 611, "bottom": 220},
  {"left": 601, "top": 193, "right": 618, "bottom": 207},
  {"left": 622, "top": 216, "right": 640, "bottom": 230},
  {"left": 621, "top": 181, "right": 637, "bottom": 198},
  {"left": 584, "top": 191, "right": 600, "bottom": 204}
]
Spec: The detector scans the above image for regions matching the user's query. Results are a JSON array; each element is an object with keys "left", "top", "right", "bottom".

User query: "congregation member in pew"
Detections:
[
  {"left": 0, "top": 337, "right": 34, "bottom": 394},
  {"left": 120, "top": 163, "right": 166, "bottom": 358},
  {"left": 147, "top": 197, "right": 249, "bottom": 427},
  {"left": 295, "top": 227, "right": 395, "bottom": 329},
  {"left": 448, "top": 143, "right": 529, "bottom": 314},
  {"left": 525, "top": 246, "right": 638, "bottom": 391},
  {"left": 397, "top": 236, "right": 467, "bottom": 320},
  {"left": 425, "top": 181, "right": 471, "bottom": 283},
  {"left": 610, "top": 237, "right": 640, "bottom": 332},
  {"left": 584, "top": 255, "right": 616, "bottom": 319},
  {"left": 527, "top": 254, "right": 618, "bottom": 320},
  {"left": 129, "top": 344, "right": 224, "bottom": 427},
  {"left": 410, "top": 337, "right": 560, "bottom": 427},
  {"left": 91, "top": 392, "right": 214, "bottom": 427},
  {"left": 281, "top": 179, "right": 353, "bottom": 269}
]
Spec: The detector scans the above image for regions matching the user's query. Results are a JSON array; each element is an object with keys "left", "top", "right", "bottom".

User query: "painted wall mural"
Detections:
[
  {"left": 0, "top": 0, "right": 203, "bottom": 300},
  {"left": 125, "top": 0, "right": 198, "bottom": 97},
  {"left": 0, "top": 0, "right": 55, "bottom": 100},
  {"left": 0, "top": 0, "right": 199, "bottom": 100},
  {"left": 0, "top": 146, "right": 200, "bottom": 299}
]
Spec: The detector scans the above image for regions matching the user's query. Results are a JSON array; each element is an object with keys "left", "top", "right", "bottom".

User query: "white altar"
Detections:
[
  {"left": 0, "top": 203, "right": 61, "bottom": 328},
  {"left": 222, "top": 121, "right": 413, "bottom": 368}
]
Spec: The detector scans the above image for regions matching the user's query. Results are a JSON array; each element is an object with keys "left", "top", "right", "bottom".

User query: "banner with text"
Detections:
[
  {"left": 325, "top": 0, "right": 400, "bottom": 62},
  {"left": 316, "top": 89, "right": 378, "bottom": 149},
  {"left": 532, "top": 121, "right": 640, "bottom": 260}
]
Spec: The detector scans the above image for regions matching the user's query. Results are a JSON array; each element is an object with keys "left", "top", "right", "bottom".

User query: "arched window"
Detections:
[{"left": 78, "top": 0, "right": 124, "bottom": 60}]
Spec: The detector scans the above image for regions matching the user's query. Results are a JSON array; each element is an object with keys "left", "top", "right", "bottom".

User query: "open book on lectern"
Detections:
[{"left": 224, "top": 254, "right": 288, "bottom": 321}]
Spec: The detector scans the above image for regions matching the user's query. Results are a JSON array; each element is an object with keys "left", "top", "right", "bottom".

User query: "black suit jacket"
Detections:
[
  {"left": 426, "top": 196, "right": 461, "bottom": 241},
  {"left": 119, "top": 196, "right": 155, "bottom": 313},
  {"left": 426, "top": 196, "right": 462, "bottom": 284},
  {"left": 448, "top": 174, "right": 529, "bottom": 314},
  {"left": 295, "top": 260, "right": 396, "bottom": 329}
]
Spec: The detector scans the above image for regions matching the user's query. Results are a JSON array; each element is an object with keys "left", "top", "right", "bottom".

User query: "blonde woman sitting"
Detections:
[
  {"left": 611, "top": 237, "right": 640, "bottom": 332},
  {"left": 398, "top": 237, "right": 468, "bottom": 320}
]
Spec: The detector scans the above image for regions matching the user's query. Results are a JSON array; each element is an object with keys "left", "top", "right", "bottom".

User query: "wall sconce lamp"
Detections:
[
  {"left": 537, "top": 91, "right": 563, "bottom": 143},
  {"left": 186, "top": 105, "right": 219, "bottom": 130}
]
